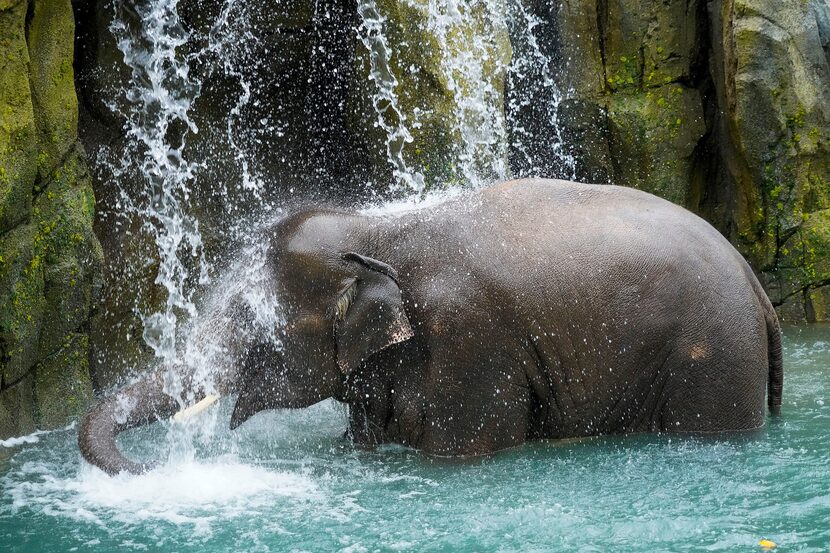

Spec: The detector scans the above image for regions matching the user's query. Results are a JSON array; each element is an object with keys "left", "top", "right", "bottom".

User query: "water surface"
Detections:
[{"left": 2, "top": 325, "right": 828, "bottom": 551}]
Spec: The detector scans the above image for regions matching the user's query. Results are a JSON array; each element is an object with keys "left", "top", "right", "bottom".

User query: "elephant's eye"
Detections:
[{"left": 331, "top": 279, "right": 358, "bottom": 321}]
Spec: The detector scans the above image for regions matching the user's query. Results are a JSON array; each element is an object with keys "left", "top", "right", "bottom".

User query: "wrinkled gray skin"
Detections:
[{"left": 80, "top": 179, "right": 783, "bottom": 475}]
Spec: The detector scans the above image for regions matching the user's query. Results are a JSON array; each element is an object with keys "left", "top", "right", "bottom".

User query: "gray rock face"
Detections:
[{"left": 716, "top": 0, "right": 830, "bottom": 321}]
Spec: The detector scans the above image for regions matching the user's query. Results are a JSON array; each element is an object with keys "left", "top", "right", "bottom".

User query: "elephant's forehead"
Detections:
[{"left": 275, "top": 212, "right": 352, "bottom": 253}]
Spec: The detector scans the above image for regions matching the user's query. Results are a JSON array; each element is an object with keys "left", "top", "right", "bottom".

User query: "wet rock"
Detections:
[
  {"left": 0, "top": 0, "right": 102, "bottom": 438},
  {"left": 546, "top": 0, "right": 708, "bottom": 202},
  {"left": 349, "top": 0, "right": 512, "bottom": 190},
  {"left": 34, "top": 333, "right": 93, "bottom": 429},
  {"left": 607, "top": 85, "right": 706, "bottom": 204},
  {"left": 715, "top": 0, "right": 830, "bottom": 319},
  {"left": 532, "top": 0, "right": 830, "bottom": 320},
  {"left": 0, "top": 373, "right": 35, "bottom": 438}
]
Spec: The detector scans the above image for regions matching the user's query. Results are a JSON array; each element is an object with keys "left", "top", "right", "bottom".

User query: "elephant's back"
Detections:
[
  {"left": 471, "top": 178, "right": 744, "bottom": 278},
  {"left": 472, "top": 178, "right": 770, "bottom": 433},
  {"left": 396, "top": 177, "right": 764, "bottom": 322}
]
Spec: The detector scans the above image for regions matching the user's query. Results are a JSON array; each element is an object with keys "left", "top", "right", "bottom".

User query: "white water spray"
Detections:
[
  {"left": 108, "top": 0, "right": 276, "bottom": 393},
  {"left": 356, "top": 0, "right": 426, "bottom": 195},
  {"left": 200, "top": 0, "right": 270, "bottom": 199},
  {"left": 109, "top": 0, "right": 206, "bottom": 366},
  {"left": 506, "top": 2, "right": 578, "bottom": 179}
]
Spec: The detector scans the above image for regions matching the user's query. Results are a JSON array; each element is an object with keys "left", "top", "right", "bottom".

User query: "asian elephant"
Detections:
[{"left": 79, "top": 179, "right": 783, "bottom": 475}]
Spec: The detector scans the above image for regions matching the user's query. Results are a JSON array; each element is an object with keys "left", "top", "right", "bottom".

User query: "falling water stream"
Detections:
[
  {"left": 109, "top": 0, "right": 207, "bottom": 365},
  {"left": 1, "top": 0, "right": 828, "bottom": 551}
]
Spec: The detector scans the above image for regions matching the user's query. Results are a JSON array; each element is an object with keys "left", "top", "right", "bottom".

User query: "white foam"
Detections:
[
  {"left": 4, "top": 456, "right": 320, "bottom": 537},
  {"left": 1, "top": 430, "right": 48, "bottom": 448},
  {"left": 73, "top": 458, "right": 317, "bottom": 508},
  {"left": 0, "top": 423, "right": 75, "bottom": 448}
]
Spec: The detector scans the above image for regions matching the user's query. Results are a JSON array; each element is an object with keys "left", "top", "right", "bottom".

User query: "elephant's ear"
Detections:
[{"left": 334, "top": 252, "right": 413, "bottom": 374}]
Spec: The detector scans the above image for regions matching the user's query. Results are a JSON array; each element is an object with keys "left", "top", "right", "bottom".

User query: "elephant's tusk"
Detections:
[{"left": 172, "top": 395, "right": 220, "bottom": 422}]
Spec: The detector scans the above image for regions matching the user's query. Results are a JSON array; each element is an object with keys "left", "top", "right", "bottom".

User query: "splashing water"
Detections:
[
  {"left": 105, "top": 0, "right": 279, "bottom": 405},
  {"left": 2, "top": 327, "right": 829, "bottom": 551},
  {"left": 109, "top": 0, "right": 206, "bottom": 368},
  {"left": 159, "top": 226, "right": 286, "bottom": 466},
  {"left": 103, "top": 0, "right": 288, "bottom": 455},
  {"left": 197, "top": 0, "right": 271, "bottom": 200},
  {"left": 506, "top": 1, "right": 578, "bottom": 180},
  {"left": 356, "top": 0, "right": 426, "bottom": 195}
]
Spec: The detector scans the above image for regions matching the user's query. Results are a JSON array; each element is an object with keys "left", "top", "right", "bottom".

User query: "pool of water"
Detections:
[{"left": 2, "top": 325, "right": 828, "bottom": 552}]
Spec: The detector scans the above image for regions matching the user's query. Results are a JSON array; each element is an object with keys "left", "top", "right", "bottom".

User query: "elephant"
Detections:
[{"left": 79, "top": 178, "right": 783, "bottom": 475}]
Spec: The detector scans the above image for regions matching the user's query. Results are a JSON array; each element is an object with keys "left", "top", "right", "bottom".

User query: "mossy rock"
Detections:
[
  {"left": 34, "top": 333, "right": 92, "bottom": 429},
  {"left": 806, "top": 285, "right": 830, "bottom": 323},
  {"left": 0, "top": 0, "right": 37, "bottom": 233},
  {"left": 600, "top": 0, "right": 702, "bottom": 92},
  {"left": 0, "top": 223, "right": 46, "bottom": 385},
  {"left": 0, "top": 0, "right": 102, "bottom": 435},
  {"left": 766, "top": 208, "right": 830, "bottom": 308},
  {"left": 606, "top": 84, "right": 706, "bottom": 204},
  {"left": 0, "top": 372, "right": 35, "bottom": 438},
  {"left": 27, "top": 0, "right": 79, "bottom": 180}
]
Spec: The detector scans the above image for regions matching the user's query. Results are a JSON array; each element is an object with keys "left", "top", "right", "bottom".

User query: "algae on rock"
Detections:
[
  {"left": 0, "top": 0, "right": 102, "bottom": 438},
  {"left": 528, "top": 0, "right": 830, "bottom": 321}
]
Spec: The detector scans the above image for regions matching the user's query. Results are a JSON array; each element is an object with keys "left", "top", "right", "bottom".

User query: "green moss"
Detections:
[
  {"left": 606, "top": 53, "right": 640, "bottom": 90},
  {"left": 33, "top": 333, "right": 93, "bottom": 429},
  {"left": 786, "top": 105, "right": 807, "bottom": 131},
  {"left": 606, "top": 84, "right": 705, "bottom": 204},
  {"left": 0, "top": 224, "right": 46, "bottom": 384},
  {"left": 0, "top": 0, "right": 37, "bottom": 234},
  {"left": 26, "top": 0, "right": 79, "bottom": 176}
]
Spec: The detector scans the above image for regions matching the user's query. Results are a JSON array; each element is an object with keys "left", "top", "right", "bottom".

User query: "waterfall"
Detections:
[
  {"left": 109, "top": 0, "right": 206, "bottom": 368},
  {"left": 107, "top": 0, "right": 278, "bottom": 414},
  {"left": 356, "top": 0, "right": 426, "bottom": 195},
  {"left": 355, "top": 0, "right": 573, "bottom": 192},
  {"left": 424, "top": 0, "right": 511, "bottom": 188},
  {"left": 506, "top": 2, "right": 577, "bottom": 180}
]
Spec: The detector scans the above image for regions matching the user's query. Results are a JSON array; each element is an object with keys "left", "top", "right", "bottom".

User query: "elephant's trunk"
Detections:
[{"left": 78, "top": 371, "right": 200, "bottom": 476}]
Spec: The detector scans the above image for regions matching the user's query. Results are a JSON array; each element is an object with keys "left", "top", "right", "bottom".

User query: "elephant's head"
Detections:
[{"left": 229, "top": 210, "right": 413, "bottom": 429}]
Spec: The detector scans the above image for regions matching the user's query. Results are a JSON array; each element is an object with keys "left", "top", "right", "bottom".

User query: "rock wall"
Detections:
[
  {"left": 0, "top": 0, "right": 102, "bottom": 438},
  {"left": 538, "top": 0, "right": 830, "bottom": 321}
]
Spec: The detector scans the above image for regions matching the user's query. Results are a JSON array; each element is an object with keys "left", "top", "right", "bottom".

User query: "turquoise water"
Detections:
[{"left": 2, "top": 325, "right": 828, "bottom": 552}]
